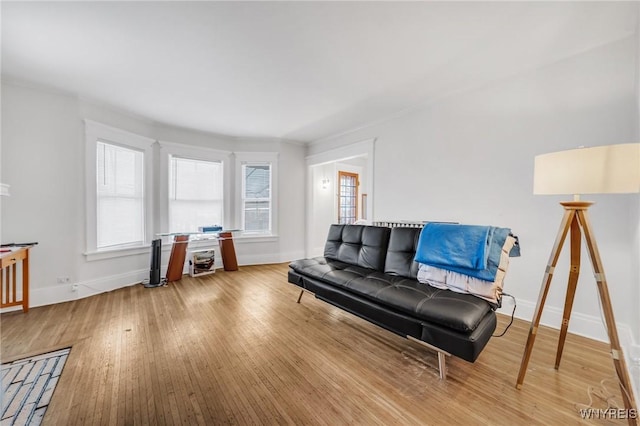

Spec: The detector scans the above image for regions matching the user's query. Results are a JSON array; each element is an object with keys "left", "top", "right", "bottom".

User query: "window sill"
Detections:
[
  {"left": 84, "top": 245, "right": 150, "bottom": 261},
  {"left": 84, "top": 234, "right": 279, "bottom": 261},
  {"left": 233, "top": 233, "right": 279, "bottom": 244}
]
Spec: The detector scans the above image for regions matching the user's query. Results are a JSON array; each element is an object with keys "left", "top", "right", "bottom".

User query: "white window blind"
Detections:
[
  {"left": 96, "top": 141, "right": 145, "bottom": 249},
  {"left": 169, "top": 156, "right": 223, "bottom": 233},
  {"left": 242, "top": 163, "right": 271, "bottom": 232}
]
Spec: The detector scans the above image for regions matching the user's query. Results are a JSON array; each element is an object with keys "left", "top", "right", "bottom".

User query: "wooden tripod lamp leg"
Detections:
[
  {"left": 577, "top": 210, "right": 637, "bottom": 416},
  {"left": 516, "top": 209, "right": 575, "bottom": 389},
  {"left": 555, "top": 218, "right": 581, "bottom": 369}
]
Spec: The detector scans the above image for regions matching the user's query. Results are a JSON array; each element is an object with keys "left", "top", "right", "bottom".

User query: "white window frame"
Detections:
[
  {"left": 85, "top": 120, "right": 155, "bottom": 260},
  {"left": 159, "top": 141, "right": 231, "bottom": 239},
  {"left": 235, "top": 152, "right": 278, "bottom": 237}
]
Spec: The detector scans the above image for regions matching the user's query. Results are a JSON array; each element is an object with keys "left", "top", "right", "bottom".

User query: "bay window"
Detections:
[
  {"left": 159, "top": 142, "right": 231, "bottom": 237},
  {"left": 169, "top": 156, "right": 223, "bottom": 233},
  {"left": 96, "top": 142, "right": 145, "bottom": 248},
  {"left": 235, "top": 152, "right": 278, "bottom": 236},
  {"left": 85, "top": 120, "right": 154, "bottom": 257}
]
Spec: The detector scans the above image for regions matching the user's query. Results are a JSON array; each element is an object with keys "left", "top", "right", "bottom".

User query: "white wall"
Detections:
[
  {"left": 632, "top": 7, "right": 640, "bottom": 364},
  {"left": 634, "top": 9, "right": 640, "bottom": 346},
  {"left": 2, "top": 83, "right": 88, "bottom": 305},
  {"left": 1, "top": 81, "right": 305, "bottom": 308},
  {"left": 309, "top": 36, "right": 639, "bottom": 351},
  {"left": 308, "top": 163, "right": 337, "bottom": 256},
  {"left": 234, "top": 140, "right": 306, "bottom": 265},
  {"left": 307, "top": 155, "right": 370, "bottom": 257},
  {"left": 305, "top": 139, "right": 375, "bottom": 256}
]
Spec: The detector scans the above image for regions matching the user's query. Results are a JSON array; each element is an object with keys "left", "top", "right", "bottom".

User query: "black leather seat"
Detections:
[
  {"left": 290, "top": 257, "right": 491, "bottom": 333},
  {"left": 288, "top": 224, "right": 498, "bottom": 364}
]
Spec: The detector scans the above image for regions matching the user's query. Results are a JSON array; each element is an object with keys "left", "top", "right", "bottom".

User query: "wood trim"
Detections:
[
  {"left": 337, "top": 171, "right": 359, "bottom": 224},
  {"left": 0, "top": 246, "right": 32, "bottom": 313},
  {"left": 1, "top": 339, "right": 83, "bottom": 364}
]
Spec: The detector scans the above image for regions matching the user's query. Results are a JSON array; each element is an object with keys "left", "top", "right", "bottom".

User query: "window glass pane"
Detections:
[
  {"left": 242, "top": 163, "right": 271, "bottom": 232},
  {"left": 169, "top": 156, "right": 223, "bottom": 232},
  {"left": 170, "top": 200, "right": 223, "bottom": 233},
  {"left": 244, "top": 165, "right": 270, "bottom": 199},
  {"left": 97, "top": 198, "right": 144, "bottom": 247},
  {"left": 244, "top": 201, "right": 270, "bottom": 231},
  {"left": 338, "top": 171, "right": 358, "bottom": 225},
  {"left": 170, "top": 157, "right": 222, "bottom": 200},
  {"left": 96, "top": 142, "right": 144, "bottom": 248}
]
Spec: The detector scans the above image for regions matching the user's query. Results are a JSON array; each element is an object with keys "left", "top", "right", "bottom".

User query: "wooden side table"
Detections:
[
  {"left": 0, "top": 246, "right": 32, "bottom": 313},
  {"left": 160, "top": 230, "right": 240, "bottom": 282}
]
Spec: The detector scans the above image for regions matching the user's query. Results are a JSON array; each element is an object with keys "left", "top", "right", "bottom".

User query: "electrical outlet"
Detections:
[
  {"left": 57, "top": 277, "right": 70, "bottom": 284},
  {"left": 71, "top": 284, "right": 79, "bottom": 292}
]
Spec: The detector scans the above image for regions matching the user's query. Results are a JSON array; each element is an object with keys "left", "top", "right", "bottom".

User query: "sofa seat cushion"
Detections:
[
  {"left": 290, "top": 257, "right": 492, "bottom": 333},
  {"left": 289, "top": 257, "right": 376, "bottom": 286}
]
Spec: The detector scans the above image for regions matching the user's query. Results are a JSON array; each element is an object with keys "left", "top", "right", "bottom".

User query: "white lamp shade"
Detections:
[
  {"left": 0, "top": 183, "right": 9, "bottom": 197},
  {"left": 533, "top": 143, "right": 640, "bottom": 195}
]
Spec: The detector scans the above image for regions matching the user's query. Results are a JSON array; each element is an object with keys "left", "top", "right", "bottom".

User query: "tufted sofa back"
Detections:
[
  {"left": 324, "top": 224, "right": 391, "bottom": 271},
  {"left": 384, "top": 227, "right": 422, "bottom": 279}
]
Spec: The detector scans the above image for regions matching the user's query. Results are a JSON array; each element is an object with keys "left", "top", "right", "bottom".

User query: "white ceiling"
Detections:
[{"left": 2, "top": 2, "right": 637, "bottom": 143}]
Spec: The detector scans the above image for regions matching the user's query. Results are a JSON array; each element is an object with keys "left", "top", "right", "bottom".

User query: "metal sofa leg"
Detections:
[
  {"left": 437, "top": 352, "right": 447, "bottom": 380},
  {"left": 296, "top": 289, "right": 304, "bottom": 303},
  {"left": 408, "top": 336, "right": 449, "bottom": 380}
]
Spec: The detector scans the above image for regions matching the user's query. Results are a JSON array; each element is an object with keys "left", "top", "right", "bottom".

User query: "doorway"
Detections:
[
  {"left": 337, "top": 171, "right": 358, "bottom": 225},
  {"left": 306, "top": 141, "right": 374, "bottom": 257}
]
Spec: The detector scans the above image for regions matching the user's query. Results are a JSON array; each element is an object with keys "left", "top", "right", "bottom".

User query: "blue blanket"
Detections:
[
  {"left": 415, "top": 223, "right": 517, "bottom": 281},
  {"left": 415, "top": 224, "right": 490, "bottom": 270}
]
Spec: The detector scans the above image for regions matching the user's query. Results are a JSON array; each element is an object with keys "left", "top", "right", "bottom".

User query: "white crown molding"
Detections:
[
  {"left": 158, "top": 139, "right": 232, "bottom": 157},
  {"left": 233, "top": 151, "right": 279, "bottom": 162},
  {"left": 1, "top": 75, "right": 80, "bottom": 100},
  {"left": 231, "top": 135, "right": 306, "bottom": 146},
  {"left": 2, "top": 77, "right": 302, "bottom": 145},
  {"left": 305, "top": 138, "right": 375, "bottom": 166},
  {"left": 310, "top": 33, "right": 637, "bottom": 147},
  {"left": 84, "top": 119, "right": 156, "bottom": 147}
]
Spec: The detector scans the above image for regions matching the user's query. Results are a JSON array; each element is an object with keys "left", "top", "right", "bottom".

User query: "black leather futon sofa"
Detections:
[{"left": 288, "top": 224, "right": 500, "bottom": 379}]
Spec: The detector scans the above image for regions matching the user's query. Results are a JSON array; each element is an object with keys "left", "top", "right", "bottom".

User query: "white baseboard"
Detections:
[
  {"left": 498, "top": 298, "right": 635, "bottom": 347},
  {"left": 628, "top": 345, "right": 640, "bottom": 411},
  {"left": 237, "top": 250, "right": 305, "bottom": 266},
  {"left": 17, "top": 249, "right": 304, "bottom": 311},
  {"left": 25, "top": 269, "right": 147, "bottom": 308}
]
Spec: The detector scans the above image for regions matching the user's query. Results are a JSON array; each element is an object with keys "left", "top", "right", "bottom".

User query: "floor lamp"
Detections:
[{"left": 516, "top": 143, "right": 640, "bottom": 422}]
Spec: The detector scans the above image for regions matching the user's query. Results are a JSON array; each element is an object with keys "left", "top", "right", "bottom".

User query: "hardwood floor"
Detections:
[{"left": 1, "top": 263, "right": 629, "bottom": 425}]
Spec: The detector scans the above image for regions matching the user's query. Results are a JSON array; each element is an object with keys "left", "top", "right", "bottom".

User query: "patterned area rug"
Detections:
[{"left": 1, "top": 348, "right": 70, "bottom": 425}]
